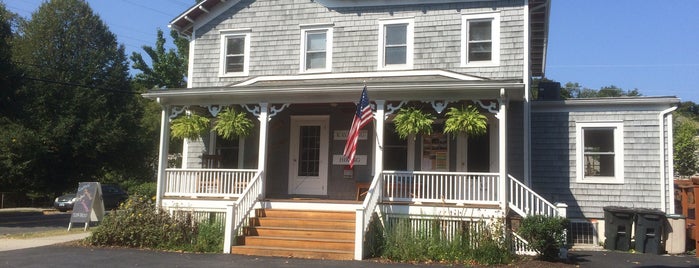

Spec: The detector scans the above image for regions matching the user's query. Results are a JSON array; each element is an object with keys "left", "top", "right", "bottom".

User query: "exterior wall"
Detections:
[
  {"left": 190, "top": 0, "right": 525, "bottom": 87},
  {"left": 531, "top": 108, "right": 668, "bottom": 219},
  {"left": 507, "top": 101, "right": 524, "bottom": 180}
]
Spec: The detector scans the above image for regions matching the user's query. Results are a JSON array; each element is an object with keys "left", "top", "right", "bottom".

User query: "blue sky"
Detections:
[{"left": 7, "top": 0, "right": 699, "bottom": 102}]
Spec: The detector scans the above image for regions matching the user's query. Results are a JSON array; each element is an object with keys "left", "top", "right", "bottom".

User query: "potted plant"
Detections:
[
  {"left": 443, "top": 105, "right": 488, "bottom": 136},
  {"left": 213, "top": 107, "right": 253, "bottom": 140},
  {"left": 392, "top": 107, "right": 435, "bottom": 140},
  {"left": 170, "top": 112, "right": 210, "bottom": 140}
]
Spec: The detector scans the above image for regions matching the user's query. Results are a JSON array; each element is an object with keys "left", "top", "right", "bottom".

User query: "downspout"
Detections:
[{"left": 658, "top": 106, "right": 677, "bottom": 212}]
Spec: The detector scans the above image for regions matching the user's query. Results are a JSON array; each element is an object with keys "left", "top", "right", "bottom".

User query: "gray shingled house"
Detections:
[{"left": 143, "top": 0, "right": 679, "bottom": 259}]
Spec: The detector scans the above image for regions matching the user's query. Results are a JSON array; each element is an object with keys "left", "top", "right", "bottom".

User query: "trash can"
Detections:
[
  {"left": 634, "top": 208, "right": 666, "bottom": 254},
  {"left": 603, "top": 206, "right": 636, "bottom": 251},
  {"left": 665, "top": 214, "right": 686, "bottom": 254}
]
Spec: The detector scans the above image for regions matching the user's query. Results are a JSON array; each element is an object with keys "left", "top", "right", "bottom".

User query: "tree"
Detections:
[
  {"left": 130, "top": 29, "right": 188, "bottom": 89},
  {"left": 6, "top": 0, "right": 150, "bottom": 197},
  {"left": 674, "top": 118, "right": 699, "bottom": 176}
]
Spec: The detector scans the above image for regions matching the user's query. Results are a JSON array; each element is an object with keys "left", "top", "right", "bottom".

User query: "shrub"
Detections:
[
  {"left": 381, "top": 217, "right": 513, "bottom": 265},
  {"left": 192, "top": 219, "right": 224, "bottom": 253},
  {"left": 518, "top": 215, "right": 569, "bottom": 261},
  {"left": 128, "top": 182, "right": 156, "bottom": 199}
]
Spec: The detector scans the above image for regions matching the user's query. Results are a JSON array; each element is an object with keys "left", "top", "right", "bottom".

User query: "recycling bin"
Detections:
[
  {"left": 603, "top": 206, "right": 635, "bottom": 251},
  {"left": 665, "top": 214, "right": 686, "bottom": 254},
  {"left": 634, "top": 208, "right": 666, "bottom": 254}
]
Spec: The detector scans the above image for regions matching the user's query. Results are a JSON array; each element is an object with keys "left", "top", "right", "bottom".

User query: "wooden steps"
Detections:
[{"left": 231, "top": 209, "right": 356, "bottom": 260}]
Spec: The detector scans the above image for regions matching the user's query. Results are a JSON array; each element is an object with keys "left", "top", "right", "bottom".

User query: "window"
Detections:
[
  {"left": 576, "top": 122, "right": 624, "bottom": 184},
  {"left": 300, "top": 27, "right": 332, "bottom": 73},
  {"left": 461, "top": 13, "right": 500, "bottom": 67},
  {"left": 219, "top": 31, "right": 250, "bottom": 76},
  {"left": 378, "top": 18, "right": 413, "bottom": 70}
]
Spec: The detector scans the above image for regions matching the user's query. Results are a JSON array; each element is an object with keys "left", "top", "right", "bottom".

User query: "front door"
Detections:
[{"left": 288, "top": 116, "right": 329, "bottom": 195}]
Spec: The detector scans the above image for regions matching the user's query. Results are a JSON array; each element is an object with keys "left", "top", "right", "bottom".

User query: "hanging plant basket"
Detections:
[
  {"left": 444, "top": 105, "right": 488, "bottom": 137},
  {"left": 393, "top": 107, "right": 435, "bottom": 140},
  {"left": 213, "top": 107, "right": 253, "bottom": 140},
  {"left": 170, "top": 113, "right": 210, "bottom": 140}
]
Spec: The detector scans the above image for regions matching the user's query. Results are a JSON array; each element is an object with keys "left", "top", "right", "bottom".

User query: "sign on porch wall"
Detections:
[
  {"left": 333, "top": 154, "right": 367, "bottom": 165},
  {"left": 333, "top": 130, "right": 368, "bottom": 140}
]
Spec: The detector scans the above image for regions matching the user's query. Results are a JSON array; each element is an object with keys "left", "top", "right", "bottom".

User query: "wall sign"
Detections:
[
  {"left": 333, "top": 154, "right": 367, "bottom": 165},
  {"left": 333, "top": 130, "right": 368, "bottom": 140}
]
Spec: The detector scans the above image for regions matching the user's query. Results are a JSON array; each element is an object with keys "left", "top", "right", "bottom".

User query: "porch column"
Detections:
[
  {"left": 257, "top": 103, "right": 269, "bottom": 199},
  {"left": 497, "top": 89, "right": 508, "bottom": 212},
  {"left": 155, "top": 102, "right": 170, "bottom": 208},
  {"left": 373, "top": 100, "right": 385, "bottom": 175}
]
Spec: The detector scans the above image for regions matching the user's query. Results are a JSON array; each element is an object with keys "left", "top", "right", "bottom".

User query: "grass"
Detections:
[{"left": 2, "top": 229, "right": 89, "bottom": 239}]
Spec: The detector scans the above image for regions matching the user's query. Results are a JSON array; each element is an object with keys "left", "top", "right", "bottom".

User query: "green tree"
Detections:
[
  {"left": 130, "top": 29, "right": 188, "bottom": 89},
  {"left": 7, "top": 0, "right": 150, "bottom": 197},
  {"left": 674, "top": 119, "right": 699, "bottom": 176}
]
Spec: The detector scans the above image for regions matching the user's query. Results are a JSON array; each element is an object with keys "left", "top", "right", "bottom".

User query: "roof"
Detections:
[
  {"left": 531, "top": 96, "right": 681, "bottom": 112},
  {"left": 143, "top": 70, "right": 525, "bottom": 106}
]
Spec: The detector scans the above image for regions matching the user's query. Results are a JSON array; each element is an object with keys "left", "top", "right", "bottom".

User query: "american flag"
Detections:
[{"left": 343, "top": 86, "right": 373, "bottom": 168}]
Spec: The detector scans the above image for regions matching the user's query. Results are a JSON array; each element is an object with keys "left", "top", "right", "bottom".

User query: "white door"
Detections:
[{"left": 288, "top": 116, "right": 329, "bottom": 195}]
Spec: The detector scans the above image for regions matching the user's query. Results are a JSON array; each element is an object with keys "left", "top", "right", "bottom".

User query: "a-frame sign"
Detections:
[{"left": 68, "top": 182, "right": 105, "bottom": 231}]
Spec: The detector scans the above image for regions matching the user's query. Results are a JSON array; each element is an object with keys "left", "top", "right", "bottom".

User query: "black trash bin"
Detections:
[
  {"left": 603, "top": 206, "right": 635, "bottom": 251},
  {"left": 634, "top": 208, "right": 666, "bottom": 254}
]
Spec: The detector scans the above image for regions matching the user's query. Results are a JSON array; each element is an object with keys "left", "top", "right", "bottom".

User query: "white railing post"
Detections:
[
  {"left": 223, "top": 204, "right": 236, "bottom": 253},
  {"left": 556, "top": 202, "right": 568, "bottom": 218},
  {"left": 354, "top": 209, "right": 364, "bottom": 260}
]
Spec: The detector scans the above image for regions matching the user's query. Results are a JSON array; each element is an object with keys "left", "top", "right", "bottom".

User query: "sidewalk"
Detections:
[{"left": 0, "top": 232, "right": 90, "bottom": 252}]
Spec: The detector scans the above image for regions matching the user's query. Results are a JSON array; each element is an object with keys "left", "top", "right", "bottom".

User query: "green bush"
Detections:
[
  {"left": 381, "top": 218, "right": 513, "bottom": 265},
  {"left": 87, "top": 195, "right": 223, "bottom": 253},
  {"left": 518, "top": 215, "right": 569, "bottom": 261},
  {"left": 128, "top": 182, "right": 157, "bottom": 199}
]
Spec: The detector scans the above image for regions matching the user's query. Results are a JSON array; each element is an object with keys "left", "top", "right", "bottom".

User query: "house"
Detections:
[{"left": 143, "top": 0, "right": 679, "bottom": 259}]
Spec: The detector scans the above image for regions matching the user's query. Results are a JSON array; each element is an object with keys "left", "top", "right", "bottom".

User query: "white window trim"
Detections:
[
  {"left": 461, "top": 12, "right": 500, "bottom": 67},
  {"left": 377, "top": 18, "right": 414, "bottom": 70},
  {"left": 219, "top": 30, "right": 251, "bottom": 77},
  {"left": 299, "top": 27, "right": 333, "bottom": 73},
  {"left": 575, "top": 121, "right": 625, "bottom": 184}
]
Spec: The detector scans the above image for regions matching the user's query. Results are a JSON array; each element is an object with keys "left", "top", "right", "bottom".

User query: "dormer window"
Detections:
[
  {"left": 461, "top": 12, "right": 500, "bottom": 67},
  {"left": 300, "top": 26, "right": 333, "bottom": 73},
  {"left": 219, "top": 30, "right": 250, "bottom": 77},
  {"left": 378, "top": 18, "right": 414, "bottom": 70}
]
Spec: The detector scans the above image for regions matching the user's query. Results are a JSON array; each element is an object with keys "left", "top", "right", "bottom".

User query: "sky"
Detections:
[{"left": 6, "top": 0, "right": 699, "bottom": 102}]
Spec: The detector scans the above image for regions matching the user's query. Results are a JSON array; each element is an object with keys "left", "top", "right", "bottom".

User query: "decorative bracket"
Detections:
[
  {"left": 269, "top": 104, "right": 290, "bottom": 119},
  {"left": 206, "top": 105, "right": 222, "bottom": 117},
  {"left": 241, "top": 104, "right": 260, "bottom": 118},
  {"left": 169, "top": 106, "right": 187, "bottom": 119},
  {"left": 385, "top": 101, "right": 407, "bottom": 119},
  {"left": 428, "top": 100, "right": 455, "bottom": 114},
  {"left": 474, "top": 100, "right": 499, "bottom": 114}
]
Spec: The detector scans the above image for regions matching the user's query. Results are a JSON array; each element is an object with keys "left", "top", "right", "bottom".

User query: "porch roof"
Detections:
[{"left": 144, "top": 71, "right": 524, "bottom": 106}]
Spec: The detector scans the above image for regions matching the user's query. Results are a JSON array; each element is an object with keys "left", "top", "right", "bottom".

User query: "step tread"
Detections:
[
  {"left": 249, "top": 226, "right": 355, "bottom": 233},
  {"left": 233, "top": 245, "right": 352, "bottom": 254},
  {"left": 259, "top": 217, "right": 355, "bottom": 223},
  {"left": 244, "top": 235, "right": 354, "bottom": 243}
]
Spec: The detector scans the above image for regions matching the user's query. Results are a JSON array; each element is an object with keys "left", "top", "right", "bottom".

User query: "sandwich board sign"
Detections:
[{"left": 68, "top": 182, "right": 105, "bottom": 231}]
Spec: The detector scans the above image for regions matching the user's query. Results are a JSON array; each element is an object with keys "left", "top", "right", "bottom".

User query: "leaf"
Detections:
[
  {"left": 393, "top": 107, "right": 435, "bottom": 140},
  {"left": 213, "top": 107, "right": 253, "bottom": 140},
  {"left": 444, "top": 105, "right": 488, "bottom": 137},
  {"left": 170, "top": 113, "right": 210, "bottom": 140}
]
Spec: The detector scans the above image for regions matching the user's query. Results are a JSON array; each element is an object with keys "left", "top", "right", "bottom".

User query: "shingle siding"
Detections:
[
  {"left": 531, "top": 109, "right": 667, "bottom": 219},
  {"left": 190, "top": 0, "right": 526, "bottom": 87}
]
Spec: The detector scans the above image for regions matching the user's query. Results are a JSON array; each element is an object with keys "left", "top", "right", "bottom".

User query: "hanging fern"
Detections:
[
  {"left": 213, "top": 107, "right": 253, "bottom": 140},
  {"left": 170, "top": 113, "right": 210, "bottom": 140},
  {"left": 444, "top": 105, "right": 488, "bottom": 136},
  {"left": 393, "top": 107, "right": 435, "bottom": 140}
]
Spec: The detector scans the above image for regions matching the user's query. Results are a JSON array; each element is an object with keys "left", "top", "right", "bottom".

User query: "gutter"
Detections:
[{"left": 658, "top": 106, "right": 677, "bottom": 212}]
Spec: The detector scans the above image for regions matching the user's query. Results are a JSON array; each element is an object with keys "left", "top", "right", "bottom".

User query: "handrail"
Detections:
[
  {"left": 382, "top": 171, "right": 500, "bottom": 205},
  {"left": 223, "top": 170, "right": 263, "bottom": 253},
  {"left": 164, "top": 169, "right": 257, "bottom": 198},
  {"left": 354, "top": 171, "right": 383, "bottom": 260},
  {"left": 507, "top": 174, "right": 558, "bottom": 217},
  {"left": 510, "top": 231, "right": 536, "bottom": 255}
]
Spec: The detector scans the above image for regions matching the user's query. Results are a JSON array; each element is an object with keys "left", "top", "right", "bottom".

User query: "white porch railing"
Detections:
[
  {"left": 354, "top": 172, "right": 383, "bottom": 260},
  {"left": 382, "top": 171, "right": 500, "bottom": 205},
  {"left": 510, "top": 231, "right": 536, "bottom": 256},
  {"left": 224, "top": 170, "right": 263, "bottom": 253},
  {"left": 164, "top": 169, "right": 257, "bottom": 198},
  {"left": 507, "top": 174, "right": 559, "bottom": 217}
]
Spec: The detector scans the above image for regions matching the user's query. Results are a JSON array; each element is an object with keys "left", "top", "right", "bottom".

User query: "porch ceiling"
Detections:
[{"left": 144, "top": 73, "right": 524, "bottom": 106}]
